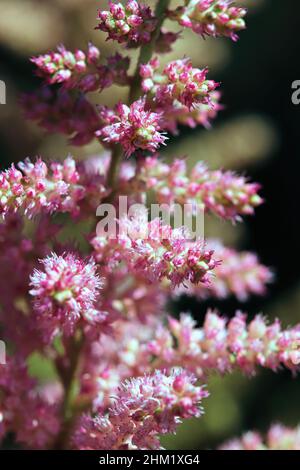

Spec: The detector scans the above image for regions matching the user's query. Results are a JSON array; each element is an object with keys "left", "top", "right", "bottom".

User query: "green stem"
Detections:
[
  {"left": 129, "top": 0, "right": 171, "bottom": 103},
  {"left": 106, "top": 0, "right": 170, "bottom": 194},
  {"left": 106, "top": 144, "right": 123, "bottom": 191},
  {"left": 53, "top": 330, "right": 84, "bottom": 449}
]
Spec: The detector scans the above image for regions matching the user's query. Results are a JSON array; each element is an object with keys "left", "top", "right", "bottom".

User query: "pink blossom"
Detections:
[
  {"left": 80, "top": 310, "right": 300, "bottom": 401},
  {"left": 21, "top": 88, "right": 101, "bottom": 145},
  {"left": 91, "top": 213, "right": 218, "bottom": 287},
  {"left": 32, "top": 45, "right": 130, "bottom": 92},
  {"left": 141, "top": 57, "right": 219, "bottom": 110},
  {"left": 162, "top": 90, "right": 223, "bottom": 133},
  {"left": 96, "top": 99, "right": 167, "bottom": 157},
  {"left": 0, "top": 358, "right": 61, "bottom": 448},
  {"left": 72, "top": 368, "right": 208, "bottom": 449},
  {"left": 32, "top": 43, "right": 97, "bottom": 87},
  {"left": 146, "top": 312, "right": 300, "bottom": 377},
  {"left": 96, "top": 1, "right": 157, "bottom": 47},
  {"left": 169, "top": 0, "right": 247, "bottom": 41},
  {"left": 129, "top": 157, "right": 263, "bottom": 222},
  {"left": 177, "top": 240, "right": 273, "bottom": 301},
  {"left": 220, "top": 424, "right": 300, "bottom": 450},
  {"left": 30, "top": 253, "right": 102, "bottom": 338},
  {"left": 0, "top": 156, "right": 87, "bottom": 217},
  {"left": 0, "top": 155, "right": 110, "bottom": 218}
]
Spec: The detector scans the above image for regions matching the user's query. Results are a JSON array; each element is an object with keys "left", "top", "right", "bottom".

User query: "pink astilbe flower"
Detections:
[
  {"left": 0, "top": 215, "right": 52, "bottom": 302},
  {"left": 129, "top": 157, "right": 262, "bottom": 221},
  {"left": 76, "top": 307, "right": 300, "bottom": 408},
  {"left": 29, "top": 253, "right": 102, "bottom": 338},
  {"left": 32, "top": 44, "right": 130, "bottom": 92},
  {"left": 32, "top": 43, "right": 99, "bottom": 86},
  {"left": 141, "top": 57, "right": 219, "bottom": 109},
  {"left": 178, "top": 240, "right": 273, "bottom": 301},
  {"left": 0, "top": 358, "right": 61, "bottom": 448},
  {"left": 99, "top": 264, "right": 167, "bottom": 322},
  {"left": 96, "top": 99, "right": 167, "bottom": 157},
  {"left": 162, "top": 90, "right": 223, "bottom": 134},
  {"left": 220, "top": 424, "right": 300, "bottom": 450},
  {"left": 0, "top": 155, "right": 110, "bottom": 218},
  {"left": 72, "top": 368, "right": 208, "bottom": 449},
  {"left": 169, "top": 0, "right": 247, "bottom": 41},
  {"left": 21, "top": 88, "right": 101, "bottom": 146},
  {"left": 0, "top": 156, "right": 87, "bottom": 218},
  {"left": 81, "top": 310, "right": 300, "bottom": 399},
  {"left": 79, "top": 317, "right": 161, "bottom": 410},
  {"left": 96, "top": 1, "right": 157, "bottom": 47},
  {"left": 91, "top": 212, "right": 218, "bottom": 287},
  {"left": 147, "top": 312, "right": 300, "bottom": 377}
]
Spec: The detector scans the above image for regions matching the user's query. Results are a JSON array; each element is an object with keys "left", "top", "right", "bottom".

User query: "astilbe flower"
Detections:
[
  {"left": 169, "top": 0, "right": 247, "bottom": 41},
  {"left": 220, "top": 424, "right": 300, "bottom": 450},
  {"left": 32, "top": 44, "right": 130, "bottom": 92},
  {"left": 96, "top": 0, "right": 157, "bottom": 47},
  {"left": 139, "top": 56, "right": 221, "bottom": 133},
  {"left": 0, "top": 215, "right": 51, "bottom": 302},
  {"left": 29, "top": 253, "right": 102, "bottom": 339},
  {"left": 177, "top": 240, "right": 273, "bottom": 301},
  {"left": 0, "top": 155, "right": 111, "bottom": 218},
  {"left": 91, "top": 212, "right": 218, "bottom": 287},
  {"left": 146, "top": 312, "right": 300, "bottom": 377},
  {"left": 79, "top": 317, "right": 161, "bottom": 410},
  {"left": 129, "top": 157, "right": 262, "bottom": 221},
  {"left": 96, "top": 99, "right": 167, "bottom": 157},
  {"left": 0, "top": 217, "right": 61, "bottom": 352},
  {"left": 0, "top": 156, "right": 86, "bottom": 218},
  {"left": 77, "top": 310, "right": 300, "bottom": 407},
  {"left": 162, "top": 90, "right": 223, "bottom": 134},
  {"left": 99, "top": 263, "right": 167, "bottom": 322},
  {"left": 0, "top": 358, "right": 61, "bottom": 448},
  {"left": 141, "top": 57, "right": 219, "bottom": 110},
  {"left": 72, "top": 368, "right": 208, "bottom": 450},
  {"left": 32, "top": 43, "right": 99, "bottom": 87},
  {"left": 21, "top": 88, "right": 102, "bottom": 146}
]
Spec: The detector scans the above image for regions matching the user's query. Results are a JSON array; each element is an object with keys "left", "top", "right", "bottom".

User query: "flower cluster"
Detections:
[
  {"left": 72, "top": 369, "right": 208, "bottom": 449},
  {"left": 169, "top": 0, "right": 247, "bottom": 41},
  {"left": 75, "top": 309, "right": 300, "bottom": 409},
  {"left": 91, "top": 213, "right": 218, "bottom": 287},
  {"left": 21, "top": 88, "right": 101, "bottom": 146},
  {"left": 96, "top": 1, "right": 157, "bottom": 47},
  {"left": 146, "top": 312, "right": 300, "bottom": 377},
  {"left": 32, "top": 44, "right": 130, "bottom": 92},
  {"left": 0, "top": 156, "right": 87, "bottom": 218},
  {"left": 32, "top": 43, "right": 100, "bottom": 87},
  {"left": 163, "top": 90, "right": 223, "bottom": 133},
  {"left": 179, "top": 240, "right": 273, "bottom": 301},
  {"left": 141, "top": 57, "right": 219, "bottom": 110},
  {"left": 0, "top": 358, "right": 61, "bottom": 448},
  {"left": 220, "top": 424, "right": 300, "bottom": 450},
  {"left": 29, "top": 253, "right": 102, "bottom": 338},
  {"left": 0, "top": 155, "right": 111, "bottom": 218},
  {"left": 96, "top": 99, "right": 167, "bottom": 157},
  {"left": 129, "top": 157, "right": 262, "bottom": 221}
]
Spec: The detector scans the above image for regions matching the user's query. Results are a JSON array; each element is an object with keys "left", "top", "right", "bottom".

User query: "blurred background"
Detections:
[{"left": 1, "top": 0, "right": 300, "bottom": 450}]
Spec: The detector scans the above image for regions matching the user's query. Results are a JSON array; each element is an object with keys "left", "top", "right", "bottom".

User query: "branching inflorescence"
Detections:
[{"left": 0, "top": 0, "right": 298, "bottom": 451}]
